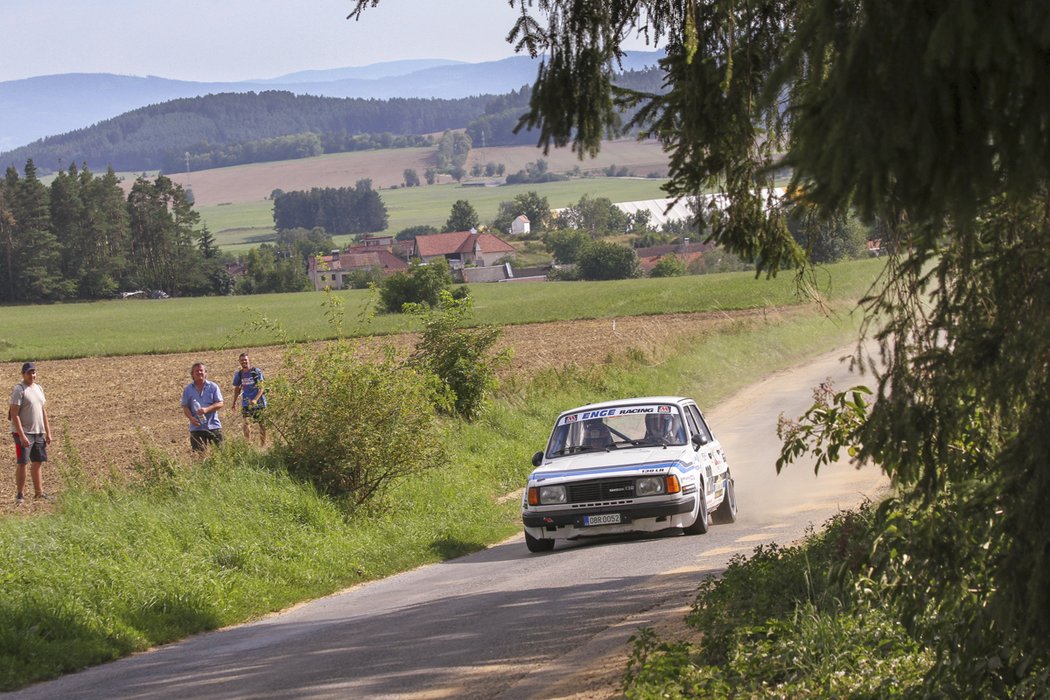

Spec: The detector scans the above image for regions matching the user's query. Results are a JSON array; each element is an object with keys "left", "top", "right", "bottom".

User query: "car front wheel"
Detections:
[
  {"left": 525, "top": 530, "right": 555, "bottom": 553},
  {"left": 683, "top": 481, "right": 710, "bottom": 535},
  {"left": 711, "top": 472, "right": 738, "bottom": 525}
]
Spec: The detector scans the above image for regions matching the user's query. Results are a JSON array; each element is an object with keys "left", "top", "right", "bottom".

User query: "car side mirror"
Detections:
[
  {"left": 692, "top": 433, "right": 708, "bottom": 450},
  {"left": 532, "top": 451, "right": 544, "bottom": 467}
]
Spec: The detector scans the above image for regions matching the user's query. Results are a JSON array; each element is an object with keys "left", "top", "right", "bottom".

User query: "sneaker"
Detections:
[
  {"left": 15, "top": 493, "right": 24, "bottom": 504},
  {"left": 33, "top": 493, "right": 51, "bottom": 502}
]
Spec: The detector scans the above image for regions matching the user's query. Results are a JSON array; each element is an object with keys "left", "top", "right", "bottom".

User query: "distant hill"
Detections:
[
  {"left": 0, "top": 51, "right": 664, "bottom": 152},
  {"left": 1, "top": 91, "right": 501, "bottom": 175}
]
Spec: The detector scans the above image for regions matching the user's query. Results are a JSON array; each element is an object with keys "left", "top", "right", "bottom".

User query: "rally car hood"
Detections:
[{"left": 531, "top": 446, "right": 692, "bottom": 481}]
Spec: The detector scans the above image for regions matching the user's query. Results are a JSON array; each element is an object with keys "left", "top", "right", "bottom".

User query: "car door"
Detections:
[{"left": 684, "top": 403, "right": 728, "bottom": 500}]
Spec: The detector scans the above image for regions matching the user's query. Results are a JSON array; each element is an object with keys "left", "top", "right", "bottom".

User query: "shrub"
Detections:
[
  {"left": 264, "top": 341, "right": 445, "bottom": 505},
  {"left": 408, "top": 291, "right": 511, "bottom": 420},
  {"left": 650, "top": 255, "right": 687, "bottom": 278},
  {"left": 378, "top": 258, "right": 462, "bottom": 312},
  {"left": 576, "top": 240, "right": 641, "bottom": 280}
]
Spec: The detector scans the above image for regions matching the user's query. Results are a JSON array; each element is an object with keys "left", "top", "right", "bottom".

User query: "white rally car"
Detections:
[{"left": 521, "top": 396, "right": 737, "bottom": 552}]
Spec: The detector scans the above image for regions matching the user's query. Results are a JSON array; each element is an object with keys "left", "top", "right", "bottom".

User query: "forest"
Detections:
[
  {"left": 0, "top": 161, "right": 230, "bottom": 303},
  {"left": 0, "top": 69, "right": 664, "bottom": 177}
]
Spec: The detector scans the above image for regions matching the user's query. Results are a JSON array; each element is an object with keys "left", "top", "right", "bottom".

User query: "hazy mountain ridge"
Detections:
[{"left": 0, "top": 52, "right": 663, "bottom": 152}]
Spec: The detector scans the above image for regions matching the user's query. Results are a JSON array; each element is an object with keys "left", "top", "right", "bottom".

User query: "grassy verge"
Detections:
[
  {"left": 0, "top": 258, "right": 884, "bottom": 361},
  {"left": 623, "top": 507, "right": 932, "bottom": 698},
  {"left": 0, "top": 302, "right": 863, "bottom": 691}
]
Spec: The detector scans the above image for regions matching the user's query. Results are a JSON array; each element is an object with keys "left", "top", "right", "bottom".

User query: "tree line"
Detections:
[
  {"left": 0, "top": 160, "right": 230, "bottom": 303},
  {"left": 271, "top": 180, "right": 388, "bottom": 234}
]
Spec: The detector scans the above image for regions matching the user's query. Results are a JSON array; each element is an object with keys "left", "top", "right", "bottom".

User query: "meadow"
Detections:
[
  {"left": 0, "top": 260, "right": 875, "bottom": 689},
  {"left": 0, "top": 259, "right": 883, "bottom": 361}
]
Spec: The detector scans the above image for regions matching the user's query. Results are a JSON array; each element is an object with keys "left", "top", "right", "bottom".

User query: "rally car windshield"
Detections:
[{"left": 545, "top": 404, "right": 687, "bottom": 457}]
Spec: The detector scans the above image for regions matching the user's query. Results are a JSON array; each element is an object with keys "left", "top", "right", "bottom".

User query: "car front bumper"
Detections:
[{"left": 522, "top": 496, "right": 696, "bottom": 538}]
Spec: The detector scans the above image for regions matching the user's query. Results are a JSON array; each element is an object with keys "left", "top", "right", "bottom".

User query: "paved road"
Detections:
[{"left": 9, "top": 345, "right": 887, "bottom": 700}]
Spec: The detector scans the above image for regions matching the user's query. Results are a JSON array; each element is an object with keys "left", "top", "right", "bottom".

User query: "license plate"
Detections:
[{"left": 583, "top": 513, "right": 622, "bottom": 526}]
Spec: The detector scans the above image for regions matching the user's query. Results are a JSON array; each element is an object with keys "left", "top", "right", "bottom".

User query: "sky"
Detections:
[{"left": 0, "top": 0, "right": 603, "bottom": 84}]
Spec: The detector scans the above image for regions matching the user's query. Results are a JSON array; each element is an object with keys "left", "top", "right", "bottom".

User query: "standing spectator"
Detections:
[
  {"left": 180, "top": 362, "right": 224, "bottom": 452},
  {"left": 231, "top": 352, "right": 267, "bottom": 447},
  {"left": 9, "top": 362, "right": 51, "bottom": 503}
]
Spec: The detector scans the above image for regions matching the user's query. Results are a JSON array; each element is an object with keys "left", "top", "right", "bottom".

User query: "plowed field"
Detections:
[{"left": 3, "top": 308, "right": 794, "bottom": 513}]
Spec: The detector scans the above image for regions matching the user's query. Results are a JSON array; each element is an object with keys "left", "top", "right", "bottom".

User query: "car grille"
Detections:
[{"left": 567, "top": 479, "right": 635, "bottom": 503}]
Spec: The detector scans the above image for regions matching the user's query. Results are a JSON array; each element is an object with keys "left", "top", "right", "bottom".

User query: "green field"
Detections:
[
  {"left": 0, "top": 259, "right": 884, "bottom": 361},
  {"left": 201, "top": 177, "right": 673, "bottom": 252}
]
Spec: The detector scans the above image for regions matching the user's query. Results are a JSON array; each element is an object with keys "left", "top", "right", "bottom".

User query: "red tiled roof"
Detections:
[
  {"left": 475, "top": 232, "right": 515, "bottom": 254},
  {"left": 415, "top": 231, "right": 514, "bottom": 257}
]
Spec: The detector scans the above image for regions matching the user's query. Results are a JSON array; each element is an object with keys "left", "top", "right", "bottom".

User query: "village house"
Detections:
[
  {"left": 509, "top": 215, "right": 530, "bottom": 236},
  {"left": 413, "top": 230, "right": 515, "bottom": 270},
  {"left": 307, "top": 246, "right": 408, "bottom": 291}
]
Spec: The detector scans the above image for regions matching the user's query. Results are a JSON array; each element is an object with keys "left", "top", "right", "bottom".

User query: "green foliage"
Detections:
[
  {"left": 408, "top": 292, "right": 511, "bottom": 420},
  {"left": 343, "top": 266, "right": 385, "bottom": 290},
  {"left": 777, "top": 382, "right": 871, "bottom": 475},
  {"left": 378, "top": 258, "right": 460, "bottom": 312},
  {"left": 274, "top": 227, "right": 334, "bottom": 263},
  {"left": 649, "top": 254, "right": 686, "bottom": 278},
  {"left": 492, "top": 191, "right": 552, "bottom": 234},
  {"left": 435, "top": 131, "right": 472, "bottom": 170},
  {"left": 554, "top": 194, "right": 631, "bottom": 236},
  {"left": 576, "top": 240, "right": 641, "bottom": 280},
  {"left": 504, "top": 158, "right": 570, "bottom": 185},
  {"left": 236, "top": 245, "right": 309, "bottom": 294},
  {"left": 542, "top": 228, "right": 590, "bottom": 264},
  {"left": 443, "top": 199, "right": 480, "bottom": 232},
  {"left": 624, "top": 508, "right": 932, "bottom": 698},
  {"left": 786, "top": 205, "right": 870, "bottom": 264},
  {"left": 265, "top": 341, "right": 445, "bottom": 504},
  {"left": 272, "top": 181, "right": 388, "bottom": 234}
]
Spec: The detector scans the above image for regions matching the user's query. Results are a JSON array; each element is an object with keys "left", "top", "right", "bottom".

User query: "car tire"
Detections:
[
  {"left": 711, "top": 472, "right": 738, "bottom": 525},
  {"left": 683, "top": 481, "right": 710, "bottom": 535},
  {"left": 525, "top": 530, "right": 555, "bottom": 553}
]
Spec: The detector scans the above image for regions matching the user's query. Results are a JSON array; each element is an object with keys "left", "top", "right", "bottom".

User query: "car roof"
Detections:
[{"left": 557, "top": 396, "right": 691, "bottom": 418}]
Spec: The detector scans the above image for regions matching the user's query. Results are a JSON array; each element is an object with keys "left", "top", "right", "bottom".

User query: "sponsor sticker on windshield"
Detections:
[{"left": 558, "top": 405, "right": 673, "bottom": 426}]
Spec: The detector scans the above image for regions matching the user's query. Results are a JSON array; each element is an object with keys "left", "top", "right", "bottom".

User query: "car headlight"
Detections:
[
  {"left": 635, "top": 477, "right": 666, "bottom": 497},
  {"left": 531, "top": 484, "right": 567, "bottom": 505},
  {"left": 539, "top": 485, "right": 567, "bottom": 504}
]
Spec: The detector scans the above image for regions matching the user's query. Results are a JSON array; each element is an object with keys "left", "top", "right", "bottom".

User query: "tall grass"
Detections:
[
  {"left": 0, "top": 304, "right": 862, "bottom": 690},
  {"left": 0, "top": 259, "right": 884, "bottom": 361}
]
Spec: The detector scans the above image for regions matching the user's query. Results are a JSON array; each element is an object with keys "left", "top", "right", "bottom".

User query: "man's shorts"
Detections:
[
  {"left": 241, "top": 404, "right": 265, "bottom": 422},
  {"left": 189, "top": 429, "right": 224, "bottom": 452},
  {"left": 12, "top": 433, "right": 47, "bottom": 464}
]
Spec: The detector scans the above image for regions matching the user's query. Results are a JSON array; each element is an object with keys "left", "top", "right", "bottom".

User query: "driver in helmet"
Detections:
[
  {"left": 582, "top": 421, "right": 610, "bottom": 449},
  {"left": 644, "top": 413, "right": 680, "bottom": 445}
]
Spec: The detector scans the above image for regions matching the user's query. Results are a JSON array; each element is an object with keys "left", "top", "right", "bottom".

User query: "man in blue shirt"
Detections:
[
  {"left": 180, "top": 362, "right": 224, "bottom": 452},
  {"left": 232, "top": 352, "right": 267, "bottom": 447}
]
